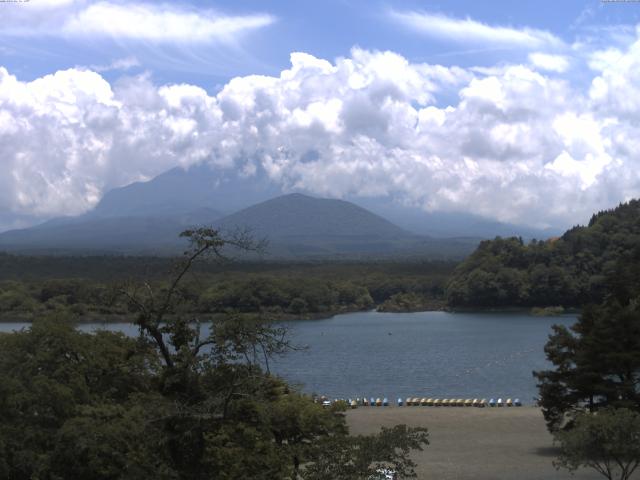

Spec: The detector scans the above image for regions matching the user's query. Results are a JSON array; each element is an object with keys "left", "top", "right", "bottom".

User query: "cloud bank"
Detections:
[{"left": 1, "top": 35, "right": 640, "bottom": 228}]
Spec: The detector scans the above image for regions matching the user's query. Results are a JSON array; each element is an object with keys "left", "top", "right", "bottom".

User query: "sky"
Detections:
[{"left": 1, "top": 0, "right": 640, "bottom": 231}]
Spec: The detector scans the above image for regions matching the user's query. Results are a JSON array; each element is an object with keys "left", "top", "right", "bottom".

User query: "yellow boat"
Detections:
[
  {"left": 375, "top": 398, "right": 382, "bottom": 406},
  {"left": 506, "top": 398, "right": 513, "bottom": 407},
  {"left": 433, "top": 398, "right": 441, "bottom": 406},
  {"left": 464, "top": 399, "right": 473, "bottom": 407},
  {"left": 426, "top": 398, "right": 434, "bottom": 406}
]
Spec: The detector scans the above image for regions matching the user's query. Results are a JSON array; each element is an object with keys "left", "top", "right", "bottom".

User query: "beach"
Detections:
[{"left": 346, "top": 406, "right": 607, "bottom": 480}]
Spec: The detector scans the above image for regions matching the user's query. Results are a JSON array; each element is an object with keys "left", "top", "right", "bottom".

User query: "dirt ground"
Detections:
[{"left": 346, "top": 406, "right": 614, "bottom": 480}]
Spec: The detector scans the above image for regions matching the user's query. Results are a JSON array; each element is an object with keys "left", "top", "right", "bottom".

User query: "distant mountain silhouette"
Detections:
[
  {"left": 212, "top": 193, "right": 453, "bottom": 257},
  {"left": 89, "top": 164, "right": 279, "bottom": 218},
  {"left": 0, "top": 191, "right": 478, "bottom": 258},
  {"left": 0, "top": 164, "right": 556, "bottom": 256},
  {"left": 217, "top": 193, "right": 408, "bottom": 239},
  {"left": 0, "top": 208, "right": 223, "bottom": 254}
]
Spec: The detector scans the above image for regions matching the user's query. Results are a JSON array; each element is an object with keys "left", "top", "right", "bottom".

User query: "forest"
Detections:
[
  {"left": 0, "top": 255, "right": 454, "bottom": 322},
  {"left": 445, "top": 200, "right": 640, "bottom": 308}
]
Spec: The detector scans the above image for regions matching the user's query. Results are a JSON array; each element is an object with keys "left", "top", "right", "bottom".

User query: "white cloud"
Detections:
[
  {"left": 0, "top": 1, "right": 275, "bottom": 43},
  {"left": 390, "top": 10, "right": 563, "bottom": 49},
  {"left": 529, "top": 53, "right": 570, "bottom": 72},
  {"left": 90, "top": 56, "right": 140, "bottom": 72},
  {"left": 2, "top": 39, "right": 640, "bottom": 229},
  {"left": 63, "top": 2, "right": 275, "bottom": 42}
]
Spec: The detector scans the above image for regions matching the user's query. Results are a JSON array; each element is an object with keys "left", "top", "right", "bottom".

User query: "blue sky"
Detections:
[
  {"left": 3, "top": 0, "right": 637, "bottom": 86},
  {"left": 1, "top": 0, "right": 640, "bottom": 230}
]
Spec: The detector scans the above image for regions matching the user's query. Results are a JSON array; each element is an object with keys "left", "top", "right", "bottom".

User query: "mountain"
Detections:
[
  {"left": 213, "top": 193, "right": 426, "bottom": 256},
  {"left": 0, "top": 163, "right": 557, "bottom": 239},
  {"left": 89, "top": 164, "right": 279, "bottom": 219},
  {"left": 217, "top": 193, "right": 408, "bottom": 239},
  {"left": 353, "top": 197, "right": 560, "bottom": 239},
  {"left": 0, "top": 191, "right": 478, "bottom": 258},
  {"left": 0, "top": 208, "right": 223, "bottom": 254},
  {"left": 0, "top": 163, "right": 555, "bottom": 256}
]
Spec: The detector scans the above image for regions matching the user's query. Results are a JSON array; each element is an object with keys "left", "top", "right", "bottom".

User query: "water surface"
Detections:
[{"left": 0, "top": 311, "right": 577, "bottom": 405}]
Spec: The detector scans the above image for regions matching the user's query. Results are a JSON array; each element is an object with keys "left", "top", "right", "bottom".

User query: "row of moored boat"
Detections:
[{"left": 319, "top": 397, "right": 522, "bottom": 408}]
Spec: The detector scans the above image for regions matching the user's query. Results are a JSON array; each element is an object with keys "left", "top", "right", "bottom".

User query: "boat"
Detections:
[
  {"left": 506, "top": 398, "right": 513, "bottom": 407},
  {"left": 464, "top": 399, "right": 473, "bottom": 407},
  {"left": 397, "top": 398, "right": 403, "bottom": 406},
  {"left": 383, "top": 398, "right": 389, "bottom": 406},
  {"left": 375, "top": 398, "right": 382, "bottom": 406},
  {"left": 514, "top": 398, "right": 522, "bottom": 406},
  {"left": 364, "top": 398, "right": 369, "bottom": 406},
  {"left": 412, "top": 397, "right": 420, "bottom": 406},
  {"left": 350, "top": 399, "right": 358, "bottom": 409},
  {"left": 426, "top": 398, "right": 434, "bottom": 406},
  {"left": 433, "top": 399, "right": 441, "bottom": 406},
  {"left": 489, "top": 398, "right": 496, "bottom": 407},
  {"left": 497, "top": 398, "right": 504, "bottom": 407},
  {"left": 479, "top": 398, "right": 487, "bottom": 408}
]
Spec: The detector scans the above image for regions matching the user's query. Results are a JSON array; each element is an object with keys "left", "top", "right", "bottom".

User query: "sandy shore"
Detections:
[{"left": 346, "top": 406, "right": 609, "bottom": 480}]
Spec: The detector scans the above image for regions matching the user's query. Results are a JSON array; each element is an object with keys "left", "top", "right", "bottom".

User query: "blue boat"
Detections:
[
  {"left": 489, "top": 398, "right": 496, "bottom": 407},
  {"left": 514, "top": 398, "right": 522, "bottom": 406},
  {"left": 370, "top": 397, "right": 375, "bottom": 406},
  {"left": 397, "top": 397, "right": 403, "bottom": 406},
  {"left": 383, "top": 398, "right": 389, "bottom": 406}
]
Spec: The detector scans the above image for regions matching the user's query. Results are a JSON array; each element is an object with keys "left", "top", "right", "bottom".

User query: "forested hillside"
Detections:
[{"left": 445, "top": 200, "right": 640, "bottom": 308}]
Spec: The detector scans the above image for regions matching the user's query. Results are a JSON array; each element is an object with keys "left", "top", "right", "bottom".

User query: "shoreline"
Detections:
[{"left": 0, "top": 306, "right": 578, "bottom": 324}]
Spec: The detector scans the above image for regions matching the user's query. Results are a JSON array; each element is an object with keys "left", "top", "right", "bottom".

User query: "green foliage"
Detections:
[
  {"left": 554, "top": 408, "right": 640, "bottom": 480},
  {"left": 0, "top": 228, "right": 431, "bottom": 479},
  {"left": 534, "top": 247, "right": 640, "bottom": 431},
  {"left": 531, "top": 306, "right": 565, "bottom": 316},
  {"left": 0, "top": 315, "right": 161, "bottom": 479},
  {"left": 446, "top": 200, "right": 640, "bottom": 308},
  {"left": 303, "top": 424, "right": 429, "bottom": 479},
  {"left": 377, "top": 292, "right": 443, "bottom": 312}
]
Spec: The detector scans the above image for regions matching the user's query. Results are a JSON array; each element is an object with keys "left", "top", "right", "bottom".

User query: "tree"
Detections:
[
  {"left": 303, "top": 424, "right": 429, "bottom": 479},
  {"left": 534, "top": 301, "right": 640, "bottom": 430},
  {"left": 554, "top": 408, "right": 640, "bottom": 480},
  {"left": 0, "top": 227, "right": 431, "bottom": 479},
  {"left": 534, "top": 246, "right": 640, "bottom": 431}
]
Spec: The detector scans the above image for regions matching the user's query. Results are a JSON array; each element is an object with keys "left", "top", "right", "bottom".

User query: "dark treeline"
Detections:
[
  {"left": 445, "top": 199, "right": 640, "bottom": 308},
  {"left": 0, "top": 256, "right": 455, "bottom": 320}
]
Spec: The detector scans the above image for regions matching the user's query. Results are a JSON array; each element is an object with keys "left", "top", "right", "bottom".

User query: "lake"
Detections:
[{"left": 0, "top": 311, "right": 577, "bottom": 405}]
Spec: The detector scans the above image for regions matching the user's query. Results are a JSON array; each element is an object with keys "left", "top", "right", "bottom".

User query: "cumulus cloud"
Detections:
[
  {"left": 1, "top": 39, "right": 640, "bottom": 228},
  {"left": 528, "top": 52, "right": 570, "bottom": 72},
  {"left": 0, "top": 1, "right": 274, "bottom": 43},
  {"left": 390, "top": 10, "right": 564, "bottom": 49}
]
